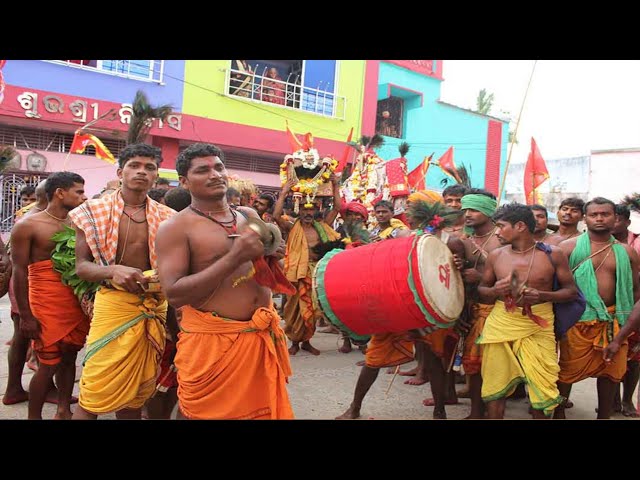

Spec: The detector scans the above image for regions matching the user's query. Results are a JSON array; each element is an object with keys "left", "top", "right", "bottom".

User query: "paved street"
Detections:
[{"left": 0, "top": 295, "right": 637, "bottom": 420}]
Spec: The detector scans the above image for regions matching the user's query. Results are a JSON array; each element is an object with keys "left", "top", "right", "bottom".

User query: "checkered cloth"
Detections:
[{"left": 68, "top": 189, "right": 175, "bottom": 269}]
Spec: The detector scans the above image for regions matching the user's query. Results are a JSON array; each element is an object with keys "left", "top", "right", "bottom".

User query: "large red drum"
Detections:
[{"left": 313, "top": 234, "right": 464, "bottom": 335}]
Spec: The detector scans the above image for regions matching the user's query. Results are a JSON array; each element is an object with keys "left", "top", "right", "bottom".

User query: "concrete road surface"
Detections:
[{"left": 0, "top": 295, "right": 637, "bottom": 420}]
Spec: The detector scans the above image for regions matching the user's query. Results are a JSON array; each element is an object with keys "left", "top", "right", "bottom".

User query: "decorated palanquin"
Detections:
[
  {"left": 341, "top": 137, "right": 411, "bottom": 224},
  {"left": 280, "top": 123, "right": 339, "bottom": 213}
]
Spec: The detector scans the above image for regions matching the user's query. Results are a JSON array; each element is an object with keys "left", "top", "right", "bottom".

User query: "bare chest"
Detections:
[
  {"left": 304, "top": 225, "right": 321, "bottom": 248},
  {"left": 116, "top": 216, "right": 149, "bottom": 266}
]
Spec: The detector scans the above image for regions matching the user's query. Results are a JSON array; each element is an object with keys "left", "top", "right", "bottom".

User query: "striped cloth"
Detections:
[{"left": 68, "top": 189, "right": 175, "bottom": 269}]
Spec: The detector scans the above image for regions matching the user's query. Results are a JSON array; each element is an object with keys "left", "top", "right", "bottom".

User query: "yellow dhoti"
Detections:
[
  {"left": 78, "top": 287, "right": 167, "bottom": 414},
  {"left": 478, "top": 301, "right": 562, "bottom": 416}
]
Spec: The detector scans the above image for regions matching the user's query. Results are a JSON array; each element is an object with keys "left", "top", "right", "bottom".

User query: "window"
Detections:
[
  {"left": 49, "top": 60, "right": 164, "bottom": 83},
  {"left": 375, "top": 97, "right": 404, "bottom": 138},
  {"left": 226, "top": 60, "right": 345, "bottom": 119}
]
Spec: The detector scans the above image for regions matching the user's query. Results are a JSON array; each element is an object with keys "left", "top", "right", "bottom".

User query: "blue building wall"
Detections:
[
  {"left": 374, "top": 62, "right": 508, "bottom": 193},
  {"left": 3, "top": 60, "right": 185, "bottom": 112}
]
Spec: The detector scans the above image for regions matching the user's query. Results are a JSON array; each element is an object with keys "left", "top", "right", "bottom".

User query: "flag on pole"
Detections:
[
  {"left": 523, "top": 137, "right": 549, "bottom": 205},
  {"left": 335, "top": 127, "right": 354, "bottom": 172},
  {"left": 69, "top": 130, "right": 116, "bottom": 164},
  {"left": 436, "top": 147, "right": 461, "bottom": 183},
  {"left": 407, "top": 153, "right": 434, "bottom": 191}
]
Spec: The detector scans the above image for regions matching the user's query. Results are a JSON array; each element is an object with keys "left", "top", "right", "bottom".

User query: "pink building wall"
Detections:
[{"left": 14, "top": 149, "right": 118, "bottom": 197}]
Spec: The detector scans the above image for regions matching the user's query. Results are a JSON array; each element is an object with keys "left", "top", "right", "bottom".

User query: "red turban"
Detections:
[{"left": 343, "top": 201, "right": 369, "bottom": 220}]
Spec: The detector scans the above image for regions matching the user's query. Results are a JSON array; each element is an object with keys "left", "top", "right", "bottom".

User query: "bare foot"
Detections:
[
  {"left": 336, "top": 405, "right": 360, "bottom": 420},
  {"left": 44, "top": 390, "right": 79, "bottom": 405},
  {"left": 398, "top": 366, "right": 418, "bottom": 377},
  {"left": 553, "top": 409, "right": 566, "bottom": 419},
  {"left": 405, "top": 376, "right": 429, "bottom": 386},
  {"left": 622, "top": 402, "right": 639, "bottom": 417},
  {"left": 2, "top": 390, "right": 29, "bottom": 405},
  {"left": 386, "top": 367, "right": 396, "bottom": 374},
  {"left": 338, "top": 340, "right": 352, "bottom": 354},
  {"left": 356, "top": 360, "right": 366, "bottom": 367},
  {"left": 563, "top": 399, "right": 574, "bottom": 409},
  {"left": 423, "top": 397, "right": 460, "bottom": 407},
  {"left": 301, "top": 342, "right": 320, "bottom": 356},
  {"left": 433, "top": 409, "right": 447, "bottom": 419},
  {"left": 319, "top": 326, "right": 340, "bottom": 334},
  {"left": 288, "top": 344, "right": 300, "bottom": 356},
  {"left": 54, "top": 411, "right": 73, "bottom": 420},
  {"left": 358, "top": 345, "right": 367, "bottom": 354}
]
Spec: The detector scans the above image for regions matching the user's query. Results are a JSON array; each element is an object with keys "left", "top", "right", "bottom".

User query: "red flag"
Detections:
[
  {"left": 70, "top": 130, "right": 116, "bottom": 164},
  {"left": 407, "top": 154, "right": 434, "bottom": 191},
  {"left": 523, "top": 137, "right": 549, "bottom": 205},
  {"left": 437, "top": 147, "right": 461, "bottom": 183},
  {"left": 285, "top": 121, "right": 303, "bottom": 152},
  {"left": 335, "top": 127, "right": 354, "bottom": 172}
]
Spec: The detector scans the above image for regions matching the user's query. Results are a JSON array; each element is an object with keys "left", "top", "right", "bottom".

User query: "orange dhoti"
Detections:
[
  {"left": 175, "top": 304, "right": 294, "bottom": 420},
  {"left": 463, "top": 303, "right": 493, "bottom": 375},
  {"left": 365, "top": 332, "right": 414, "bottom": 369},
  {"left": 559, "top": 307, "right": 628, "bottom": 383},
  {"left": 422, "top": 327, "right": 459, "bottom": 362},
  {"left": 28, "top": 259, "right": 90, "bottom": 366},
  {"left": 283, "top": 274, "right": 317, "bottom": 343}
]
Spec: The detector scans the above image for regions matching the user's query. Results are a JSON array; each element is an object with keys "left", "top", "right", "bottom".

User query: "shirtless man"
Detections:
[
  {"left": 554, "top": 197, "right": 639, "bottom": 419},
  {"left": 70, "top": 143, "right": 175, "bottom": 420},
  {"left": 546, "top": 197, "right": 584, "bottom": 246},
  {"left": 156, "top": 143, "right": 294, "bottom": 419},
  {"left": 442, "top": 184, "right": 468, "bottom": 238},
  {"left": 3, "top": 180, "right": 53, "bottom": 406},
  {"left": 529, "top": 204, "right": 553, "bottom": 242},
  {"left": 477, "top": 203, "right": 577, "bottom": 419},
  {"left": 10, "top": 172, "right": 89, "bottom": 419},
  {"left": 456, "top": 189, "right": 502, "bottom": 418},
  {"left": 273, "top": 176, "right": 341, "bottom": 356},
  {"left": 336, "top": 199, "right": 465, "bottom": 420}
]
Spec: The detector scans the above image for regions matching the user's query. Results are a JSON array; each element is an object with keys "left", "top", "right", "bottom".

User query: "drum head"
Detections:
[{"left": 416, "top": 235, "right": 464, "bottom": 322}]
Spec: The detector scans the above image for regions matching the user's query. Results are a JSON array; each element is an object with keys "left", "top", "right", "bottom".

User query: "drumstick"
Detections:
[{"left": 386, "top": 365, "right": 400, "bottom": 396}]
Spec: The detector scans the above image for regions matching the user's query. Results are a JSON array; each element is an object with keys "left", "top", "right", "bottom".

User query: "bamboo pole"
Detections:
[{"left": 497, "top": 60, "right": 538, "bottom": 202}]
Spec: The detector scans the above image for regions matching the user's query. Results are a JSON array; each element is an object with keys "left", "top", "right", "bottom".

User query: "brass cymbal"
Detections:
[{"left": 245, "top": 217, "right": 282, "bottom": 256}]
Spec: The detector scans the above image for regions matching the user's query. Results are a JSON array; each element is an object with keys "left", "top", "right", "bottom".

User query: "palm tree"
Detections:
[
  {"left": 476, "top": 88, "right": 494, "bottom": 115},
  {"left": 127, "top": 90, "right": 173, "bottom": 145}
]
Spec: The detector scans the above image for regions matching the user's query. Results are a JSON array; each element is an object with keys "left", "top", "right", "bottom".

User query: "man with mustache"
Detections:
[
  {"left": 156, "top": 143, "right": 294, "bottom": 419},
  {"left": 273, "top": 176, "right": 341, "bottom": 356},
  {"left": 554, "top": 197, "right": 639, "bottom": 419},
  {"left": 69, "top": 143, "right": 176, "bottom": 420}
]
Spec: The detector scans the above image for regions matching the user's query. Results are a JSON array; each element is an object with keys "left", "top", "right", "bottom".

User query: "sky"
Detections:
[{"left": 439, "top": 60, "right": 640, "bottom": 164}]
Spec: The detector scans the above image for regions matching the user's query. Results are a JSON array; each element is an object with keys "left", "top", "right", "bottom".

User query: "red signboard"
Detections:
[
  {"left": 384, "top": 60, "right": 441, "bottom": 79},
  {"left": 0, "top": 84, "right": 182, "bottom": 136}
]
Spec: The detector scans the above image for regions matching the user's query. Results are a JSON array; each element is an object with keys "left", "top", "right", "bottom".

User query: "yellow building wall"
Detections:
[{"left": 181, "top": 60, "right": 365, "bottom": 141}]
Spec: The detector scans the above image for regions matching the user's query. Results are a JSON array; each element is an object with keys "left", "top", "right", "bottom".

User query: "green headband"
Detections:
[{"left": 461, "top": 194, "right": 497, "bottom": 218}]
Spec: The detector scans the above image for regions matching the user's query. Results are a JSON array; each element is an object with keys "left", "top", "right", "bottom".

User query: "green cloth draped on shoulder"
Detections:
[{"left": 569, "top": 233, "right": 633, "bottom": 324}]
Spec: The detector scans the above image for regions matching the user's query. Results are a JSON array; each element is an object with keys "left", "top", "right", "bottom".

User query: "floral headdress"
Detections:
[{"left": 280, "top": 122, "right": 338, "bottom": 212}]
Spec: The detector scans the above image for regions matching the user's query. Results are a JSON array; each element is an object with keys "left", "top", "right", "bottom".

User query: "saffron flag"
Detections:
[
  {"left": 437, "top": 146, "right": 461, "bottom": 183},
  {"left": 285, "top": 121, "right": 303, "bottom": 152},
  {"left": 523, "top": 137, "right": 549, "bottom": 205},
  {"left": 335, "top": 127, "right": 354, "bottom": 172},
  {"left": 69, "top": 130, "right": 116, "bottom": 164},
  {"left": 407, "top": 154, "right": 433, "bottom": 191}
]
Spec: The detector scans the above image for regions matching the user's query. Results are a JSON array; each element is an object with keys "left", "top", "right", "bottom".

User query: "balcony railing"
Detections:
[
  {"left": 225, "top": 67, "right": 345, "bottom": 120},
  {"left": 44, "top": 60, "right": 164, "bottom": 84}
]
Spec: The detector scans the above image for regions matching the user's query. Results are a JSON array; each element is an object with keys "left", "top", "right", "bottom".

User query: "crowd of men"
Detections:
[{"left": 1, "top": 141, "right": 640, "bottom": 420}]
